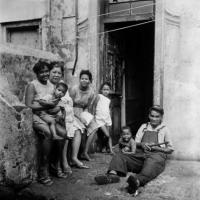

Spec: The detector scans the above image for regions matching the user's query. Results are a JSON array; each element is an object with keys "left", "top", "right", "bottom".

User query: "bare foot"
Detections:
[
  {"left": 110, "top": 150, "right": 115, "bottom": 155},
  {"left": 81, "top": 153, "right": 92, "bottom": 161},
  {"left": 63, "top": 165, "right": 72, "bottom": 174},
  {"left": 71, "top": 157, "right": 83, "bottom": 166}
]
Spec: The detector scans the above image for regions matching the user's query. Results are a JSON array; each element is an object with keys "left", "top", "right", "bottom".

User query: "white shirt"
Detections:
[
  {"left": 95, "top": 94, "right": 112, "bottom": 127},
  {"left": 135, "top": 122, "right": 173, "bottom": 150}
]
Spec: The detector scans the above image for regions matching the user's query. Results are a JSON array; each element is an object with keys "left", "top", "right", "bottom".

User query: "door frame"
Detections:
[
  {"left": 153, "top": 0, "right": 165, "bottom": 106},
  {"left": 98, "top": 0, "right": 165, "bottom": 125}
]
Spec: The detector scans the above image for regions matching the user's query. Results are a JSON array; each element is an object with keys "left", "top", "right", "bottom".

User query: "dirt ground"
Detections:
[{"left": 28, "top": 153, "right": 200, "bottom": 200}]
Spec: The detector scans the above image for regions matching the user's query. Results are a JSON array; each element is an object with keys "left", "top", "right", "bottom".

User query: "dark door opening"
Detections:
[{"left": 104, "top": 21, "right": 154, "bottom": 137}]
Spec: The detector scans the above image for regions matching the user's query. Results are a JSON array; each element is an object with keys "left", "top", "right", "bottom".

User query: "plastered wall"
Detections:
[{"left": 163, "top": 0, "right": 200, "bottom": 160}]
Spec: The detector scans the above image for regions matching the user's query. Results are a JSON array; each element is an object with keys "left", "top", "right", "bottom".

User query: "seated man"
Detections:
[{"left": 94, "top": 105, "right": 174, "bottom": 196}]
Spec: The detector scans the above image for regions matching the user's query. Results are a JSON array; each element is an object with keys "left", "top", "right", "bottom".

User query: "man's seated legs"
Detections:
[
  {"left": 95, "top": 153, "right": 144, "bottom": 185},
  {"left": 135, "top": 152, "right": 166, "bottom": 186}
]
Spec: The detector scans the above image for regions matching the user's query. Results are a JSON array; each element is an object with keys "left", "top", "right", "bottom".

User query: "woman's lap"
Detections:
[
  {"left": 87, "top": 119, "right": 99, "bottom": 136},
  {"left": 33, "top": 114, "right": 67, "bottom": 139},
  {"left": 33, "top": 114, "right": 51, "bottom": 138}
]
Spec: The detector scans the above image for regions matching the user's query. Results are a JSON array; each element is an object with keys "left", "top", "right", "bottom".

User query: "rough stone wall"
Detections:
[
  {"left": 163, "top": 0, "right": 200, "bottom": 160},
  {"left": 0, "top": 97, "right": 35, "bottom": 186},
  {"left": 0, "top": 44, "right": 62, "bottom": 185}
]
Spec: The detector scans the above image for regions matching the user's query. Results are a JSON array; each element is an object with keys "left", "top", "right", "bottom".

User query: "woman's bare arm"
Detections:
[{"left": 25, "top": 83, "right": 49, "bottom": 111}]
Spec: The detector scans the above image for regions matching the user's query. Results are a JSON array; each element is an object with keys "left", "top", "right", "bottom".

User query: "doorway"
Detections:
[{"left": 103, "top": 21, "right": 154, "bottom": 137}]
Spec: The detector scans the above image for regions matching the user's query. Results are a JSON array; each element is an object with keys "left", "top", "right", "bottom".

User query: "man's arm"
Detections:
[{"left": 151, "top": 146, "right": 173, "bottom": 154}]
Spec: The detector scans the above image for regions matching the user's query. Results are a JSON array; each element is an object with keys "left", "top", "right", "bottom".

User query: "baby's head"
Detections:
[
  {"left": 148, "top": 105, "right": 164, "bottom": 127},
  {"left": 100, "top": 82, "right": 111, "bottom": 97},
  {"left": 121, "top": 126, "right": 132, "bottom": 142},
  {"left": 54, "top": 82, "right": 68, "bottom": 99}
]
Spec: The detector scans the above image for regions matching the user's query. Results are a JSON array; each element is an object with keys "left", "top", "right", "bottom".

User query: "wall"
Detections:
[
  {"left": 48, "top": 0, "right": 99, "bottom": 89},
  {"left": 0, "top": 0, "right": 99, "bottom": 89},
  {"left": 0, "top": 43, "right": 62, "bottom": 185},
  {"left": 0, "top": 0, "right": 48, "bottom": 23},
  {"left": 163, "top": 0, "right": 200, "bottom": 160}
]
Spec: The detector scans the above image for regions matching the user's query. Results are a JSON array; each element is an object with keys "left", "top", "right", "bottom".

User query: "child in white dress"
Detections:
[{"left": 95, "top": 82, "right": 113, "bottom": 154}]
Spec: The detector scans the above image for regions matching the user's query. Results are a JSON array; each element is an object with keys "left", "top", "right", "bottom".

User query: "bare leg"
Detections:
[
  {"left": 82, "top": 130, "right": 97, "bottom": 161},
  {"left": 39, "top": 114, "right": 61, "bottom": 139},
  {"left": 33, "top": 123, "right": 52, "bottom": 179},
  {"left": 49, "top": 122, "right": 61, "bottom": 140},
  {"left": 71, "top": 130, "right": 83, "bottom": 166},
  {"left": 56, "top": 123, "right": 68, "bottom": 139},
  {"left": 100, "top": 126, "right": 113, "bottom": 154},
  {"left": 62, "top": 139, "right": 72, "bottom": 174}
]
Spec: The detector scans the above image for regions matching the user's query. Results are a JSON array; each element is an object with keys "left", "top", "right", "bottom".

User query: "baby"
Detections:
[
  {"left": 118, "top": 126, "right": 136, "bottom": 154},
  {"left": 37, "top": 82, "right": 68, "bottom": 139}
]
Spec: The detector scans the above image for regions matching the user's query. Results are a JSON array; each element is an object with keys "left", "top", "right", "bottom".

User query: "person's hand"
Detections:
[
  {"left": 38, "top": 99, "right": 58, "bottom": 108},
  {"left": 56, "top": 115, "right": 65, "bottom": 125},
  {"left": 121, "top": 149, "right": 127, "bottom": 154},
  {"left": 48, "top": 106, "right": 61, "bottom": 114},
  {"left": 151, "top": 146, "right": 169, "bottom": 153},
  {"left": 80, "top": 116, "right": 88, "bottom": 125},
  {"left": 51, "top": 98, "right": 60, "bottom": 105},
  {"left": 38, "top": 99, "right": 49, "bottom": 106},
  {"left": 151, "top": 146, "right": 161, "bottom": 151},
  {"left": 141, "top": 143, "right": 152, "bottom": 151}
]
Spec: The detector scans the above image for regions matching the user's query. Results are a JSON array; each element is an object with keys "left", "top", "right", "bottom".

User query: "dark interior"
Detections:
[{"left": 106, "top": 21, "right": 154, "bottom": 136}]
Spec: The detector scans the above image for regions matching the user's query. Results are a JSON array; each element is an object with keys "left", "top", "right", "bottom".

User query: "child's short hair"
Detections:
[
  {"left": 149, "top": 105, "right": 164, "bottom": 116},
  {"left": 121, "top": 126, "right": 131, "bottom": 133},
  {"left": 99, "top": 82, "right": 111, "bottom": 92},
  {"left": 56, "top": 82, "right": 68, "bottom": 93}
]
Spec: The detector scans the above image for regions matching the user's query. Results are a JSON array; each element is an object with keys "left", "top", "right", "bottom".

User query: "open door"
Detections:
[
  {"left": 101, "top": 31, "right": 124, "bottom": 144},
  {"left": 101, "top": 21, "right": 154, "bottom": 139}
]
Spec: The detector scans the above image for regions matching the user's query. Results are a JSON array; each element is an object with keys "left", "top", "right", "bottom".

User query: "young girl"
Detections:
[
  {"left": 118, "top": 126, "right": 136, "bottom": 154},
  {"left": 95, "top": 82, "right": 113, "bottom": 154}
]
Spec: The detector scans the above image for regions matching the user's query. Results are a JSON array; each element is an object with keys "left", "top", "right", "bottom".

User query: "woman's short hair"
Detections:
[
  {"left": 149, "top": 105, "right": 164, "bottom": 116},
  {"left": 33, "top": 60, "right": 51, "bottom": 74},
  {"left": 79, "top": 70, "right": 93, "bottom": 82},
  {"left": 49, "top": 62, "right": 64, "bottom": 76}
]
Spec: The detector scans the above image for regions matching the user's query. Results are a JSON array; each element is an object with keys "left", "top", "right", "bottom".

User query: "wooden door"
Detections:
[{"left": 101, "top": 32, "right": 123, "bottom": 144}]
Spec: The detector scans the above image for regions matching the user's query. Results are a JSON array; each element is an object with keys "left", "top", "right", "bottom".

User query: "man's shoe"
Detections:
[
  {"left": 94, "top": 174, "right": 120, "bottom": 185},
  {"left": 126, "top": 175, "right": 139, "bottom": 196}
]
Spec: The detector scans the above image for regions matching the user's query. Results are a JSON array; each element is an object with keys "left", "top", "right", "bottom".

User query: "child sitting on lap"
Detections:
[{"left": 37, "top": 82, "right": 68, "bottom": 139}]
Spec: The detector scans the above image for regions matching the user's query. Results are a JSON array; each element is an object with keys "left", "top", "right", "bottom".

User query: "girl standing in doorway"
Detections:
[{"left": 95, "top": 82, "right": 113, "bottom": 154}]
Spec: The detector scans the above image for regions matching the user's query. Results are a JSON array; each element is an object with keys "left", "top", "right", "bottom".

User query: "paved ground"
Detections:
[{"left": 28, "top": 153, "right": 200, "bottom": 200}]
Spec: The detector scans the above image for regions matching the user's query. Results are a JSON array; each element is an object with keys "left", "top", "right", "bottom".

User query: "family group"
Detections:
[
  {"left": 25, "top": 61, "right": 113, "bottom": 186},
  {"left": 25, "top": 60, "right": 174, "bottom": 196}
]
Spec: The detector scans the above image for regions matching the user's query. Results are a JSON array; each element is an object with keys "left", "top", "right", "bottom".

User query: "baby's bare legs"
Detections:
[{"left": 40, "top": 114, "right": 61, "bottom": 139}]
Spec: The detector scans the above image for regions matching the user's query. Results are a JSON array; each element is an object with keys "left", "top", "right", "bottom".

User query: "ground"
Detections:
[{"left": 28, "top": 153, "right": 200, "bottom": 200}]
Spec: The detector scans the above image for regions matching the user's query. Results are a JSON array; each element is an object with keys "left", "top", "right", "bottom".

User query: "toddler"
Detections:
[
  {"left": 118, "top": 126, "right": 136, "bottom": 154},
  {"left": 37, "top": 82, "right": 68, "bottom": 139}
]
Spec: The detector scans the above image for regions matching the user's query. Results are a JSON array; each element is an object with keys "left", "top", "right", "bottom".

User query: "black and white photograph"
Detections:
[{"left": 0, "top": 0, "right": 199, "bottom": 199}]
